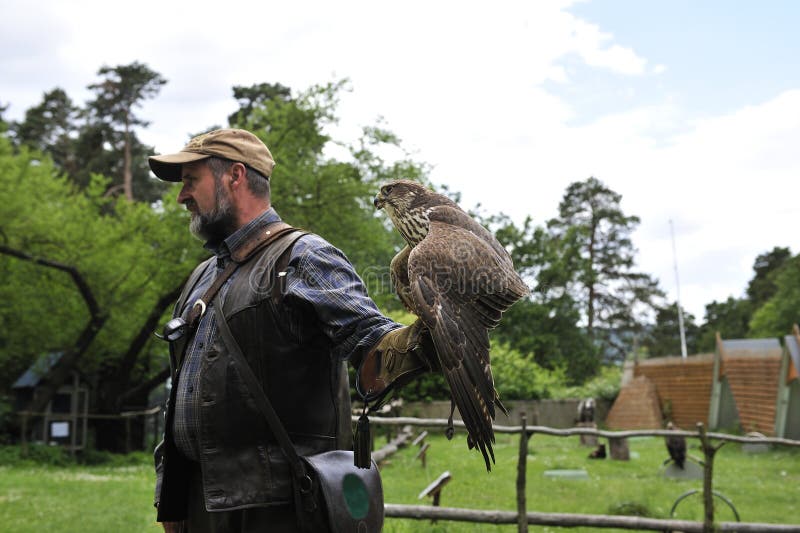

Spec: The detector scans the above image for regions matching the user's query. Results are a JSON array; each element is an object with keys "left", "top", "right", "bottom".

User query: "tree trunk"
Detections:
[
  {"left": 123, "top": 115, "right": 133, "bottom": 201},
  {"left": 110, "top": 277, "right": 186, "bottom": 404}
]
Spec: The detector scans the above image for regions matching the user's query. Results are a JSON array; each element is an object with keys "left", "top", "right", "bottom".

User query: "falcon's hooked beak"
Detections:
[{"left": 373, "top": 193, "right": 386, "bottom": 210}]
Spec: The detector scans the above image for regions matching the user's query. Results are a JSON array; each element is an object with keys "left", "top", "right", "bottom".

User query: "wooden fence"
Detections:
[
  {"left": 363, "top": 415, "right": 800, "bottom": 532},
  {"left": 18, "top": 405, "right": 162, "bottom": 454}
]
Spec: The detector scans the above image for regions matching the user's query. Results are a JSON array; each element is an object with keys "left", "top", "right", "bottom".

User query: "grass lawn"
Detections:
[
  {"left": 378, "top": 429, "right": 800, "bottom": 532},
  {"left": 0, "top": 432, "right": 798, "bottom": 532},
  {"left": 0, "top": 462, "right": 160, "bottom": 532}
]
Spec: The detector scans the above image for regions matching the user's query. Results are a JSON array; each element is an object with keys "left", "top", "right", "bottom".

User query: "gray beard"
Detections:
[{"left": 189, "top": 181, "right": 237, "bottom": 243}]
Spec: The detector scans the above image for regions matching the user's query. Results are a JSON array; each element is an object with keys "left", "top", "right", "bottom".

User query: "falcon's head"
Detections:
[{"left": 374, "top": 180, "right": 454, "bottom": 246}]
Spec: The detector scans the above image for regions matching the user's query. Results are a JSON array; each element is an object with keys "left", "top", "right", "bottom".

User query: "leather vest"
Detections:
[{"left": 156, "top": 229, "right": 352, "bottom": 520}]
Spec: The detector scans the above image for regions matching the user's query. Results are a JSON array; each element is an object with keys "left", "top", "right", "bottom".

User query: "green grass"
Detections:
[
  {"left": 378, "top": 430, "right": 800, "bottom": 532},
  {"left": 0, "top": 462, "right": 159, "bottom": 532},
  {"left": 0, "top": 434, "right": 797, "bottom": 532}
]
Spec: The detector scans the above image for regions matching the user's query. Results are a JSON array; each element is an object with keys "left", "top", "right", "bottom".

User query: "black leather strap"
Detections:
[{"left": 174, "top": 223, "right": 300, "bottom": 367}]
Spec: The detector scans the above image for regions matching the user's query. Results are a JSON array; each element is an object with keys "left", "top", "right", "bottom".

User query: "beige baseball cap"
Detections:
[{"left": 148, "top": 128, "right": 276, "bottom": 182}]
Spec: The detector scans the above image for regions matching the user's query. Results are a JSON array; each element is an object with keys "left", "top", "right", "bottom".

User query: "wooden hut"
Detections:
[
  {"left": 708, "top": 336, "right": 783, "bottom": 435},
  {"left": 12, "top": 352, "right": 89, "bottom": 453}
]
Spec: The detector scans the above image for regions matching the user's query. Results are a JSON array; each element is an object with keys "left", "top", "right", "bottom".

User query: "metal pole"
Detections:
[{"left": 670, "top": 220, "right": 688, "bottom": 359}]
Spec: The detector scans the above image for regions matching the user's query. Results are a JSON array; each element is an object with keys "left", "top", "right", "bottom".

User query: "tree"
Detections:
[
  {"left": 85, "top": 62, "right": 167, "bottom": 201},
  {"left": 0, "top": 131, "right": 204, "bottom": 448},
  {"left": 746, "top": 246, "right": 791, "bottom": 308},
  {"left": 695, "top": 247, "right": 793, "bottom": 347},
  {"left": 11, "top": 88, "right": 79, "bottom": 172},
  {"left": 696, "top": 297, "right": 752, "bottom": 351},
  {"left": 748, "top": 253, "right": 800, "bottom": 338},
  {"left": 642, "top": 302, "right": 699, "bottom": 357},
  {"left": 479, "top": 211, "right": 597, "bottom": 383},
  {"left": 547, "top": 177, "right": 663, "bottom": 362},
  {"left": 228, "top": 82, "right": 292, "bottom": 128}
]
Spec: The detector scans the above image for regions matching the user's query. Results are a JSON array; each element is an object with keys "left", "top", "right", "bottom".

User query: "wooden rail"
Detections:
[
  {"left": 361, "top": 415, "right": 800, "bottom": 532},
  {"left": 384, "top": 504, "right": 800, "bottom": 532}
]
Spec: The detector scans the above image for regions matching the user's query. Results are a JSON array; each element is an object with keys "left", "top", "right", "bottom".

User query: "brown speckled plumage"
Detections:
[{"left": 375, "top": 179, "right": 529, "bottom": 471}]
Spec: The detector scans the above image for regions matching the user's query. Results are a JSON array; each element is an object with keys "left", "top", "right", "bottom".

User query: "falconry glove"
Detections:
[{"left": 355, "top": 319, "right": 439, "bottom": 406}]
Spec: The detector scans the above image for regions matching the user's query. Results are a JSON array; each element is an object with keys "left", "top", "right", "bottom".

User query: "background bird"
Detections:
[
  {"left": 665, "top": 421, "right": 687, "bottom": 469},
  {"left": 374, "top": 179, "right": 529, "bottom": 471}
]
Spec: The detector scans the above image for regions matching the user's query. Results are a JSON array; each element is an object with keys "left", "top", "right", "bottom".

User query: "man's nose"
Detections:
[{"left": 177, "top": 186, "right": 189, "bottom": 204}]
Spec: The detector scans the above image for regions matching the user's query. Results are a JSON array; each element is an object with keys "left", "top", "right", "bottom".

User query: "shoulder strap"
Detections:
[{"left": 172, "top": 223, "right": 304, "bottom": 367}]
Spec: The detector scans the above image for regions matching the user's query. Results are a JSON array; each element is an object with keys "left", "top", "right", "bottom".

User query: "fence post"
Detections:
[
  {"left": 125, "top": 416, "right": 131, "bottom": 454},
  {"left": 516, "top": 413, "right": 528, "bottom": 533},
  {"left": 696, "top": 422, "right": 726, "bottom": 533},
  {"left": 20, "top": 412, "right": 28, "bottom": 455}
]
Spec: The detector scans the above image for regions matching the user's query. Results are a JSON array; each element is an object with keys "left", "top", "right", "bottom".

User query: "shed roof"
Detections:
[
  {"left": 12, "top": 352, "right": 64, "bottom": 389},
  {"left": 719, "top": 338, "right": 782, "bottom": 358}
]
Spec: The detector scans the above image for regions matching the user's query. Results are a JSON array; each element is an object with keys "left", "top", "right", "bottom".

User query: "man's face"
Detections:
[{"left": 178, "top": 161, "right": 237, "bottom": 242}]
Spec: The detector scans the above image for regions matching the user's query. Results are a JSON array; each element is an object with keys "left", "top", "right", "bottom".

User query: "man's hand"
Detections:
[
  {"left": 355, "top": 319, "right": 438, "bottom": 403},
  {"left": 161, "top": 521, "right": 183, "bottom": 533}
]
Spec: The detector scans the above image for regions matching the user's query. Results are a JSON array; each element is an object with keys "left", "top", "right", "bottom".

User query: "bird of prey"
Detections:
[
  {"left": 665, "top": 422, "right": 686, "bottom": 469},
  {"left": 374, "top": 179, "right": 529, "bottom": 471}
]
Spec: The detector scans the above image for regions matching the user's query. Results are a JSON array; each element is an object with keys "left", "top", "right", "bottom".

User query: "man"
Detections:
[{"left": 149, "top": 129, "right": 435, "bottom": 532}]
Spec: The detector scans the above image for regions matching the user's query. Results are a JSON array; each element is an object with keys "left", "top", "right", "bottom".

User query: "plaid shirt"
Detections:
[{"left": 172, "top": 208, "right": 399, "bottom": 460}]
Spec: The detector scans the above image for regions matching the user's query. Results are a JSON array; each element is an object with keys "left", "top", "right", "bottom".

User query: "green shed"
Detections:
[{"left": 776, "top": 326, "right": 800, "bottom": 440}]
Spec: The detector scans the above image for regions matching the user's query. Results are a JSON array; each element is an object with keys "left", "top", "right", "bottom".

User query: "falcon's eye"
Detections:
[{"left": 382, "top": 185, "right": 394, "bottom": 195}]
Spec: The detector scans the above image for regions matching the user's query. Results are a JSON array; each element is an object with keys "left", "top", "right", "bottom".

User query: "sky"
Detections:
[{"left": 2, "top": 0, "right": 799, "bottom": 321}]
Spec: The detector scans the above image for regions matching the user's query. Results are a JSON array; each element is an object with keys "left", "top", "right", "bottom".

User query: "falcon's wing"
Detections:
[
  {"left": 408, "top": 214, "right": 528, "bottom": 470},
  {"left": 667, "top": 435, "right": 687, "bottom": 468},
  {"left": 390, "top": 245, "right": 415, "bottom": 312}
]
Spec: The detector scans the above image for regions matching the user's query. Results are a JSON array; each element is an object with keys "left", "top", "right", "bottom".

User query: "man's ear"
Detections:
[{"left": 229, "top": 162, "right": 247, "bottom": 189}]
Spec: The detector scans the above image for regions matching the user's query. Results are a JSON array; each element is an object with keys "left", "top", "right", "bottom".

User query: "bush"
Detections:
[
  {"left": 491, "top": 344, "right": 567, "bottom": 400},
  {"left": 0, "top": 444, "right": 151, "bottom": 467},
  {"left": 0, "top": 443, "right": 74, "bottom": 467},
  {"left": 551, "top": 364, "right": 622, "bottom": 401}
]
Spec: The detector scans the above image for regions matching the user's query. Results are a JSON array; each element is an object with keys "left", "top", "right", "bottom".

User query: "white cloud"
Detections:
[{"left": 567, "top": 19, "right": 649, "bottom": 75}]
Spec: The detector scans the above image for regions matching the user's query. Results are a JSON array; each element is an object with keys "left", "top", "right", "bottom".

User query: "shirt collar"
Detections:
[{"left": 205, "top": 207, "right": 282, "bottom": 259}]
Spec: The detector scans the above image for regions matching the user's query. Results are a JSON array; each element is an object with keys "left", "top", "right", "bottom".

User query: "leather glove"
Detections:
[{"left": 355, "top": 319, "right": 439, "bottom": 404}]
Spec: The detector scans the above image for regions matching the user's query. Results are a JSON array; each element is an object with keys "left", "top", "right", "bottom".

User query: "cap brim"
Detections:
[{"left": 148, "top": 152, "right": 210, "bottom": 182}]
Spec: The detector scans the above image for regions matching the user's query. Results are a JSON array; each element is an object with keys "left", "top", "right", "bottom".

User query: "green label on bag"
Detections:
[{"left": 342, "top": 473, "right": 369, "bottom": 519}]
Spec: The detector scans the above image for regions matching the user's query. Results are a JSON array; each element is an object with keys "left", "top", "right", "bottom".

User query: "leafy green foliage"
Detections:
[
  {"left": 748, "top": 253, "right": 800, "bottom": 338},
  {"left": 490, "top": 344, "right": 566, "bottom": 400},
  {"left": 0, "top": 133, "right": 203, "bottom": 395},
  {"left": 551, "top": 364, "right": 622, "bottom": 402},
  {"left": 696, "top": 296, "right": 753, "bottom": 351},
  {"left": 746, "top": 246, "right": 791, "bottom": 307}
]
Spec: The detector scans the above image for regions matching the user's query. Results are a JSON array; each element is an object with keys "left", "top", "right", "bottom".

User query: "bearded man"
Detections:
[{"left": 149, "top": 129, "right": 436, "bottom": 532}]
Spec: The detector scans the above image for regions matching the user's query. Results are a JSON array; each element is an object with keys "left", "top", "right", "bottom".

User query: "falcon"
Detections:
[
  {"left": 665, "top": 421, "right": 686, "bottom": 469},
  {"left": 374, "top": 179, "right": 529, "bottom": 471}
]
